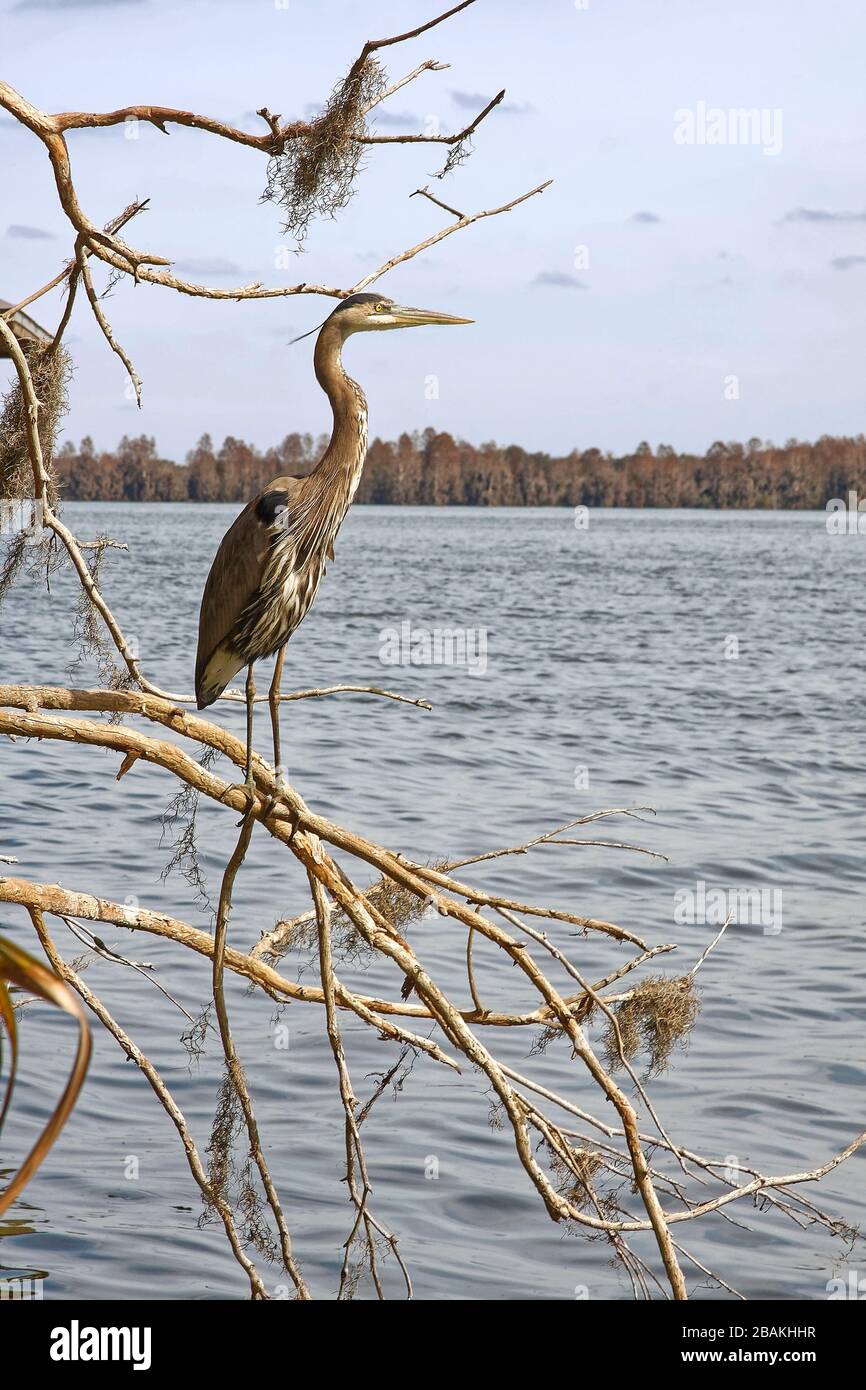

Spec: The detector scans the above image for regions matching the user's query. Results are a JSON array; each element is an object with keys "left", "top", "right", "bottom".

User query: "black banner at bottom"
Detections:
[{"left": 3, "top": 1294, "right": 859, "bottom": 1375}]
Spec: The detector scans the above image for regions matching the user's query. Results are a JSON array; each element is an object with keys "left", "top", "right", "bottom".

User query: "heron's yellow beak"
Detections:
[{"left": 389, "top": 305, "right": 474, "bottom": 327}]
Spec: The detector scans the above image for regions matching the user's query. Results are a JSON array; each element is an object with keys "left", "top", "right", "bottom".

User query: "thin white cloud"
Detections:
[
  {"left": 532, "top": 271, "right": 586, "bottom": 290},
  {"left": 451, "top": 89, "right": 532, "bottom": 115},
  {"left": 172, "top": 258, "right": 244, "bottom": 278},
  {"left": 6, "top": 223, "right": 55, "bottom": 239},
  {"left": 14, "top": 0, "right": 146, "bottom": 9},
  {"left": 370, "top": 110, "right": 418, "bottom": 130},
  {"left": 783, "top": 208, "right": 866, "bottom": 224}
]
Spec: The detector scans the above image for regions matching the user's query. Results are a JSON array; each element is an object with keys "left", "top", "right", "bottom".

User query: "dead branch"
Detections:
[
  {"left": 28, "top": 908, "right": 270, "bottom": 1298},
  {"left": 0, "top": 1, "right": 542, "bottom": 313}
]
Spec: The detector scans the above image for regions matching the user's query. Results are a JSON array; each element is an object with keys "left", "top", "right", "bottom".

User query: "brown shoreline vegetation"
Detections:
[{"left": 53, "top": 429, "right": 866, "bottom": 507}]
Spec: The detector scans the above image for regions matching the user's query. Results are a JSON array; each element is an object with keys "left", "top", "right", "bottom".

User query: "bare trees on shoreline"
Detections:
[{"left": 49, "top": 428, "right": 866, "bottom": 508}]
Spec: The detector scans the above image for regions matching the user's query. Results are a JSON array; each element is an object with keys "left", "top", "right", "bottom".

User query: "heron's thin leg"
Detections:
[
  {"left": 244, "top": 662, "right": 256, "bottom": 794},
  {"left": 269, "top": 646, "right": 286, "bottom": 789},
  {"left": 217, "top": 665, "right": 258, "bottom": 819},
  {"left": 262, "top": 647, "right": 299, "bottom": 836}
]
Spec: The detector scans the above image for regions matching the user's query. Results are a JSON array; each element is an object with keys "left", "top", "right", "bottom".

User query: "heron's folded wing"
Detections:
[{"left": 194, "top": 477, "right": 303, "bottom": 703}]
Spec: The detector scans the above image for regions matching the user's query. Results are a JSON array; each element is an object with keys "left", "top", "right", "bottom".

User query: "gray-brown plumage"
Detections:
[
  {"left": 194, "top": 291, "right": 472, "bottom": 796},
  {"left": 195, "top": 475, "right": 306, "bottom": 710}
]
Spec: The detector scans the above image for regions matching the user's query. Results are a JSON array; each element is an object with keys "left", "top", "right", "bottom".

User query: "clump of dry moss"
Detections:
[
  {"left": 263, "top": 57, "right": 386, "bottom": 245},
  {"left": 547, "top": 1142, "right": 626, "bottom": 1228},
  {"left": 530, "top": 992, "right": 596, "bottom": 1056},
  {"left": 66, "top": 537, "right": 131, "bottom": 692},
  {"left": 201, "top": 1065, "right": 242, "bottom": 1222},
  {"left": 0, "top": 339, "right": 130, "bottom": 677},
  {"left": 601, "top": 974, "right": 700, "bottom": 1078},
  {"left": 200, "top": 1068, "right": 279, "bottom": 1261},
  {"left": 0, "top": 529, "right": 31, "bottom": 609},
  {"left": 0, "top": 342, "right": 71, "bottom": 505},
  {"left": 549, "top": 1144, "right": 604, "bottom": 1211},
  {"left": 237, "top": 1158, "right": 279, "bottom": 1264},
  {"left": 268, "top": 861, "right": 448, "bottom": 966},
  {"left": 355, "top": 870, "right": 433, "bottom": 938},
  {"left": 0, "top": 343, "right": 72, "bottom": 608}
]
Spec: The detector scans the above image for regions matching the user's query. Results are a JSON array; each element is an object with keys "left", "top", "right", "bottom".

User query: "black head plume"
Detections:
[{"left": 289, "top": 292, "right": 393, "bottom": 344}]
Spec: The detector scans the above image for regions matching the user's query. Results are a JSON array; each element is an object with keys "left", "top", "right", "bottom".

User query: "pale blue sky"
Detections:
[{"left": 2, "top": 0, "right": 865, "bottom": 458}]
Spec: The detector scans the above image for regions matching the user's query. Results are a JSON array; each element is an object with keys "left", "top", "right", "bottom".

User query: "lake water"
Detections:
[{"left": 1, "top": 504, "right": 864, "bottom": 1301}]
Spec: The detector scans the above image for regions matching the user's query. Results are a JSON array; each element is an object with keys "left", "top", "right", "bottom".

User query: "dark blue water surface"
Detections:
[{"left": 1, "top": 504, "right": 864, "bottom": 1299}]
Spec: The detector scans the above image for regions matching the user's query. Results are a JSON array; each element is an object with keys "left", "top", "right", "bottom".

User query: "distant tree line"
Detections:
[{"left": 53, "top": 430, "right": 866, "bottom": 508}]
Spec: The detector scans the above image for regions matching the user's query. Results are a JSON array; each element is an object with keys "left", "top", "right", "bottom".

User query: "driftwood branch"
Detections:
[
  {"left": 28, "top": 908, "right": 269, "bottom": 1299},
  {"left": 0, "top": 0, "right": 545, "bottom": 329},
  {"left": 2, "top": 690, "right": 862, "bottom": 1264}
]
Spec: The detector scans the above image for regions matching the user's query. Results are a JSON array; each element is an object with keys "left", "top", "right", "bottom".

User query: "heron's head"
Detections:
[{"left": 326, "top": 292, "right": 473, "bottom": 336}]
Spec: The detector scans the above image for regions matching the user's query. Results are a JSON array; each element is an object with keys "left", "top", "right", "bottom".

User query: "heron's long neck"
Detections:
[{"left": 309, "top": 321, "right": 368, "bottom": 521}]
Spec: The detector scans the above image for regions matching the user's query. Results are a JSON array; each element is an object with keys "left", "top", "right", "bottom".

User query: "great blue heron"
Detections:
[{"left": 194, "top": 291, "right": 472, "bottom": 807}]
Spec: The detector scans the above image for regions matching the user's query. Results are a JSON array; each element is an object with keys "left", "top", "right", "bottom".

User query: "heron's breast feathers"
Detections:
[
  {"left": 209, "top": 391, "right": 369, "bottom": 672},
  {"left": 232, "top": 542, "right": 318, "bottom": 661}
]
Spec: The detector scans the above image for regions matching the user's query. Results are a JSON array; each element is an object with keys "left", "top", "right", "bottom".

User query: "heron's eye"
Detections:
[{"left": 374, "top": 302, "right": 386, "bottom": 312}]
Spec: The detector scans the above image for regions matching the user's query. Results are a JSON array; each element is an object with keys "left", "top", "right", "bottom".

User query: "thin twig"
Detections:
[{"left": 28, "top": 908, "right": 269, "bottom": 1300}]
